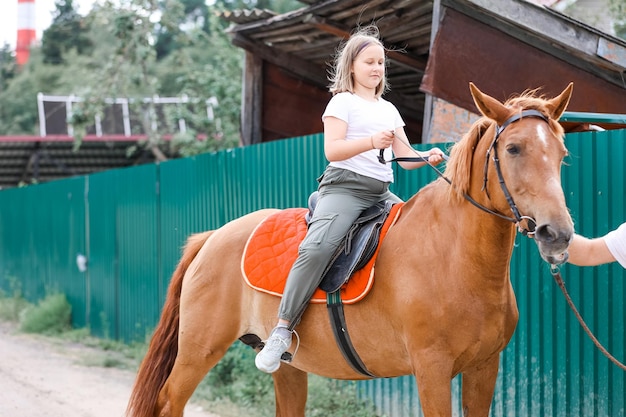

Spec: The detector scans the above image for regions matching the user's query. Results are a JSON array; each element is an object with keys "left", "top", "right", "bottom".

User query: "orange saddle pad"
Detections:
[{"left": 241, "top": 203, "right": 403, "bottom": 304}]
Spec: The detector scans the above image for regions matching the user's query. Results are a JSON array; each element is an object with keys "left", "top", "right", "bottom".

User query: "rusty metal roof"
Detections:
[
  {"left": 222, "top": 0, "right": 435, "bottom": 116},
  {"left": 221, "top": 0, "right": 626, "bottom": 124},
  {"left": 0, "top": 139, "right": 174, "bottom": 189}
]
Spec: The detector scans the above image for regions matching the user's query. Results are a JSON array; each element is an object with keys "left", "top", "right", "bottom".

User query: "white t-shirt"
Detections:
[
  {"left": 604, "top": 222, "right": 626, "bottom": 268},
  {"left": 322, "top": 92, "right": 405, "bottom": 183}
]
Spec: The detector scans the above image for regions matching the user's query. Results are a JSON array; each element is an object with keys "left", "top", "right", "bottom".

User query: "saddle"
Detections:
[
  {"left": 306, "top": 192, "right": 395, "bottom": 293},
  {"left": 241, "top": 198, "right": 402, "bottom": 303}
]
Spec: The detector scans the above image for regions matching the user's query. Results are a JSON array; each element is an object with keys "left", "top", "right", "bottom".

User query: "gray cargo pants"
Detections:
[{"left": 279, "top": 166, "right": 402, "bottom": 329}]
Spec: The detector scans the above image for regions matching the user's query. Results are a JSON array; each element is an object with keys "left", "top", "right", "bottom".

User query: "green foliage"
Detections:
[
  {"left": 610, "top": 0, "right": 626, "bottom": 39},
  {"left": 215, "top": 0, "right": 304, "bottom": 14},
  {"left": 197, "top": 341, "right": 274, "bottom": 412},
  {"left": 0, "top": 289, "right": 29, "bottom": 322},
  {"left": 163, "top": 12, "right": 243, "bottom": 155},
  {"left": 0, "top": 44, "right": 17, "bottom": 93},
  {"left": 306, "top": 378, "right": 380, "bottom": 417},
  {"left": 190, "top": 341, "right": 380, "bottom": 417},
  {"left": 41, "top": 0, "right": 94, "bottom": 64},
  {"left": 19, "top": 293, "right": 72, "bottom": 334},
  {"left": 0, "top": 47, "right": 69, "bottom": 134}
]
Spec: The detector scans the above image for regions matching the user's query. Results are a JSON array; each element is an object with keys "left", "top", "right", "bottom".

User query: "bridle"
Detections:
[
  {"left": 382, "top": 109, "right": 551, "bottom": 236},
  {"left": 481, "top": 109, "right": 551, "bottom": 235}
]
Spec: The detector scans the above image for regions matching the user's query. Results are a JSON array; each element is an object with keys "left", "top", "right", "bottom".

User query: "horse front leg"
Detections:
[
  {"left": 460, "top": 355, "right": 500, "bottom": 416},
  {"left": 272, "top": 364, "right": 308, "bottom": 417},
  {"left": 413, "top": 358, "right": 454, "bottom": 417}
]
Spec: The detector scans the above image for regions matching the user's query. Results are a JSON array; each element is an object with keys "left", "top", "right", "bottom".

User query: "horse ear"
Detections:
[
  {"left": 469, "top": 82, "right": 509, "bottom": 125},
  {"left": 546, "top": 82, "right": 573, "bottom": 120}
]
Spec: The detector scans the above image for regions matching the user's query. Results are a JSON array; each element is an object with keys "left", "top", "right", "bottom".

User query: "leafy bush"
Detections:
[
  {"left": 19, "top": 293, "right": 72, "bottom": 334},
  {"left": 191, "top": 341, "right": 380, "bottom": 417},
  {"left": 307, "top": 377, "right": 380, "bottom": 417},
  {"left": 194, "top": 342, "right": 275, "bottom": 415},
  {"left": 0, "top": 290, "right": 29, "bottom": 322}
]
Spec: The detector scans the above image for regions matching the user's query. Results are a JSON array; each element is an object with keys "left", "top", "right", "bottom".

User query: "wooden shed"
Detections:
[{"left": 222, "top": 0, "right": 626, "bottom": 145}]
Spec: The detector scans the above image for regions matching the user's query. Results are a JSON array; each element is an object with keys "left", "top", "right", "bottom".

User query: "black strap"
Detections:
[{"left": 326, "top": 291, "right": 377, "bottom": 377}]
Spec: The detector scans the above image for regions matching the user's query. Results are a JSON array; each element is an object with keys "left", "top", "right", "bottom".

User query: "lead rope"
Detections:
[{"left": 550, "top": 265, "right": 626, "bottom": 371}]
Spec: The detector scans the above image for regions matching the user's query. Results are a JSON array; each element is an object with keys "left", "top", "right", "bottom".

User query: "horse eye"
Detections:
[{"left": 506, "top": 145, "right": 520, "bottom": 155}]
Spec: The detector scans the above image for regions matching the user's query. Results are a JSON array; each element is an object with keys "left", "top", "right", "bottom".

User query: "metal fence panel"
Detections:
[
  {"left": 0, "top": 129, "right": 624, "bottom": 415},
  {"left": 85, "top": 172, "right": 119, "bottom": 339},
  {"left": 78, "top": 165, "right": 160, "bottom": 342},
  {"left": 115, "top": 164, "right": 160, "bottom": 343},
  {"left": 0, "top": 177, "right": 87, "bottom": 326}
]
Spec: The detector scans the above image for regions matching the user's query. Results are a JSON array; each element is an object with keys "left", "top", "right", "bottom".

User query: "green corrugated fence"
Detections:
[{"left": 0, "top": 130, "right": 624, "bottom": 416}]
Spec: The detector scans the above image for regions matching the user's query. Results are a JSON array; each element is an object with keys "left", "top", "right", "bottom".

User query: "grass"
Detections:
[{"left": 0, "top": 290, "right": 381, "bottom": 417}]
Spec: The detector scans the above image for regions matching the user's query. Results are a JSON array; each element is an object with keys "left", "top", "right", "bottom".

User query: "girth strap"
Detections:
[{"left": 326, "top": 290, "right": 377, "bottom": 378}]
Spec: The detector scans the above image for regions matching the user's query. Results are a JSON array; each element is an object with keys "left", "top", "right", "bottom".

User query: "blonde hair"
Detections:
[{"left": 328, "top": 25, "right": 389, "bottom": 98}]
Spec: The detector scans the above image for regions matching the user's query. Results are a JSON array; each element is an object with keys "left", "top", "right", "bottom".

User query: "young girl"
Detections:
[{"left": 255, "top": 25, "right": 446, "bottom": 373}]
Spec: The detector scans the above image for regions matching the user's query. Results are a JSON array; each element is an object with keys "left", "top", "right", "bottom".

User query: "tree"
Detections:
[
  {"left": 158, "top": 11, "right": 243, "bottom": 155},
  {"left": 214, "top": 0, "right": 303, "bottom": 13},
  {"left": 41, "top": 0, "right": 93, "bottom": 64},
  {"left": 0, "top": 48, "right": 66, "bottom": 135},
  {"left": 0, "top": 44, "right": 17, "bottom": 93},
  {"left": 67, "top": 0, "right": 244, "bottom": 157},
  {"left": 609, "top": 0, "right": 626, "bottom": 39},
  {"left": 154, "top": 0, "right": 211, "bottom": 59}
]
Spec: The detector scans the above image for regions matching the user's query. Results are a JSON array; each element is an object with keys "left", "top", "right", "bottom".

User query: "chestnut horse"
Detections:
[{"left": 126, "top": 83, "right": 574, "bottom": 417}]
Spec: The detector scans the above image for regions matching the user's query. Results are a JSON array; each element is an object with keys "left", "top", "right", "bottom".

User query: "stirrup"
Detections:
[{"left": 278, "top": 330, "right": 300, "bottom": 363}]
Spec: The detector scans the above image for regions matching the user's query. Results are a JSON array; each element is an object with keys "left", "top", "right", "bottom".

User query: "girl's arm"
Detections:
[{"left": 323, "top": 116, "right": 394, "bottom": 162}]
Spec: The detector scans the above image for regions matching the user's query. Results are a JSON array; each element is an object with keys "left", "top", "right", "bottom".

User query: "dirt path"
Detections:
[{"left": 0, "top": 322, "right": 220, "bottom": 417}]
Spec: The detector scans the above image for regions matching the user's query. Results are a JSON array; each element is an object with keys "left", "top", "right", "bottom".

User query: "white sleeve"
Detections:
[
  {"left": 603, "top": 222, "right": 626, "bottom": 268},
  {"left": 391, "top": 103, "right": 405, "bottom": 129},
  {"left": 322, "top": 94, "right": 350, "bottom": 123}
]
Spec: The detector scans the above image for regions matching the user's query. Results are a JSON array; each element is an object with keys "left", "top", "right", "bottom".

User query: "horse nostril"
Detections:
[
  {"left": 534, "top": 224, "right": 558, "bottom": 243},
  {"left": 535, "top": 224, "right": 572, "bottom": 246}
]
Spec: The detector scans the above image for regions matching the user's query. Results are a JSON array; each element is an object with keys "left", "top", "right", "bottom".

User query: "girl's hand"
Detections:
[
  {"left": 371, "top": 130, "right": 395, "bottom": 149},
  {"left": 426, "top": 148, "right": 445, "bottom": 165}
]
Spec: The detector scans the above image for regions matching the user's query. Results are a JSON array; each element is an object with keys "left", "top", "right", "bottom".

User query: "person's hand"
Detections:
[
  {"left": 371, "top": 130, "right": 395, "bottom": 149},
  {"left": 426, "top": 148, "right": 445, "bottom": 165}
]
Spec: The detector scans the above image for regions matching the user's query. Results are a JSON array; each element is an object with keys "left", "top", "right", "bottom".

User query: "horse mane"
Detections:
[{"left": 442, "top": 89, "right": 566, "bottom": 204}]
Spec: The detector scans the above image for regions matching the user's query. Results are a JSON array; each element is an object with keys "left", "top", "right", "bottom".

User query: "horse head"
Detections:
[{"left": 445, "top": 83, "right": 574, "bottom": 265}]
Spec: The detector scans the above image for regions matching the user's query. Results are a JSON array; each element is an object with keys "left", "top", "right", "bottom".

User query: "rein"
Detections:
[
  {"left": 550, "top": 265, "right": 626, "bottom": 371},
  {"left": 381, "top": 110, "right": 548, "bottom": 236}
]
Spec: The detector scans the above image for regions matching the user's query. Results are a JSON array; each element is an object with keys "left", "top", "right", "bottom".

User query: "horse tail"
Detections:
[{"left": 125, "top": 230, "right": 214, "bottom": 417}]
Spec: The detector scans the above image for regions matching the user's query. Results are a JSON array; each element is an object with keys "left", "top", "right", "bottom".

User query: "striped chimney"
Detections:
[{"left": 16, "top": 0, "right": 36, "bottom": 65}]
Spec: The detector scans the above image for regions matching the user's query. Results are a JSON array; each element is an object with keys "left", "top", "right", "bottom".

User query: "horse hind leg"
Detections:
[
  {"left": 155, "top": 335, "right": 235, "bottom": 417},
  {"left": 157, "top": 345, "right": 308, "bottom": 417},
  {"left": 272, "top": 364, "right": 308, "bottom": 417},
  {"left": 155, "top": 294, "right": 242, "bottom": 415}
]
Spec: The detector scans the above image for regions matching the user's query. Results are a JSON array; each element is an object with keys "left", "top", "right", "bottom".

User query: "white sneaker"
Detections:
[{"left": 255, "top": 328, "right": 292, "bottom": 373}]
